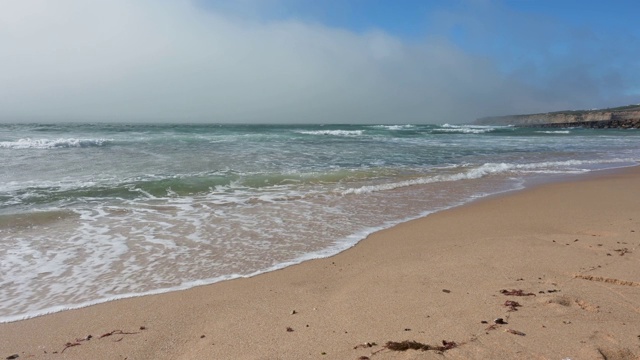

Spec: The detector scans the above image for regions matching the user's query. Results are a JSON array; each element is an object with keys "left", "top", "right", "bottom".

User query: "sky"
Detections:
[{"left": 1, "top": 0, "right": 639, "bottom": 124}]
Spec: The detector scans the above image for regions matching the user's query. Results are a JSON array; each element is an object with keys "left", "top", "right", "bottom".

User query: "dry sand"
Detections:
[{"left": 2, "top": 167, "right": 640, "bottom": 360}]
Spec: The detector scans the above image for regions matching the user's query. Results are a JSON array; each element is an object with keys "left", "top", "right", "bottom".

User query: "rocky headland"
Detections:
[{"left": 475, "top": 104, "right": 640, "bottom": 128}]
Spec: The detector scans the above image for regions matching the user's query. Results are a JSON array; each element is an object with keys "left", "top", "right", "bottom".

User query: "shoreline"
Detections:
[
  {"left": 0, "top": 163, "right": 600, "bottom": 325},
  {"left": 2, "top": 165, "right": 640, "bottom": 359},
  {"left": 0, "top": 166, "right": 528, "bottom": 325}
]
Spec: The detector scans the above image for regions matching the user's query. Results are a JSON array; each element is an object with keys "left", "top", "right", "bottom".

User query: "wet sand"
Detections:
[{"left": 2, "top": 167, "right": 639, "bottom": 360}]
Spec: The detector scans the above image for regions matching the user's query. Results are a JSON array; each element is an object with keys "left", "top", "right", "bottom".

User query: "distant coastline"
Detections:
[{"left": 475, "top": 104, "right": 640, "bottom": 128}]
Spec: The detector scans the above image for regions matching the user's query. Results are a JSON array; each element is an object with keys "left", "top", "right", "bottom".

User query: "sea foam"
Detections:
[
  {"left": 0, "top": 138, "right": 111, "bottom": 149},
  {"left": 2, "top": 122, "right": 639, "bottom": 324},
  {"left": 295, "top": 130, "right": 364, "bottom": 136}
]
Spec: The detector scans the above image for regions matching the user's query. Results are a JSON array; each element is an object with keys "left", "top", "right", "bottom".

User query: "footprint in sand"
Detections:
[
  {"left": 542, "top": 295, "right": 600, "bottom": 312},
  {"left": 582, "top": 331, "right": 639, "bottom": 360}
]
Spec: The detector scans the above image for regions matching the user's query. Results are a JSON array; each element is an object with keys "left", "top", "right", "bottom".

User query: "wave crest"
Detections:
[
  {"left": 370, "top": 125, "right": 415, "bottom": 130},
  {"left": 339, "top": 159, "right": 615, "bottom": 195},
  {"left": 0, "top": 138, "right": 111, "bottom": 149},
  {"left": 295, "top": 130, "right": 364, "bottom": 137},
  {"left": 434, "top": 124, "right": 498, "bottom": 134}
]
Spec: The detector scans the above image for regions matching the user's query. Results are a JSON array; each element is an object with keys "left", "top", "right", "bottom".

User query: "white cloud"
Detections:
[{"left": 0, "top": 0, "right": 636, "bottom": 123}]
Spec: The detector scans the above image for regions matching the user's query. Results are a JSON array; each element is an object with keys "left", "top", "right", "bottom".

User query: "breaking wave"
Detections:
[
  {"left": 295, "top": 130, "right": 364, "bottom": 137},
  {"left": 340, "top": 159, "right": 629, "bottom": 195},
  {"left": 432, "top": 124, "right": 498, "bottom": 134},
  {"left": 0, "top": 138, "right": 111, "bottom": 149}
]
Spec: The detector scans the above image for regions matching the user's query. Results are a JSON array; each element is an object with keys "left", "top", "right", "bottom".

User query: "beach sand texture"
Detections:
[{"left": 1, "top": 167, "right": 639, "bottom": 359}]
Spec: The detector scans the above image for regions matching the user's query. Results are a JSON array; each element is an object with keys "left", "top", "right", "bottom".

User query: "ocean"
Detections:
[{"left": 1, "top": 122, "right": 639, "bottom": 323}]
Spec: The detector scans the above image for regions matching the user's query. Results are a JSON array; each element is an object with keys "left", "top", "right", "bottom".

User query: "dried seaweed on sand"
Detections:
[
  {"left": 504, "top": 300, "right": 522, "bottom": 311},
  {"left": 382, "top": 340, "right": 457, "bottom": 352},
  {"left": 500, "top": 289, "right": 535, "bottom": 296}
]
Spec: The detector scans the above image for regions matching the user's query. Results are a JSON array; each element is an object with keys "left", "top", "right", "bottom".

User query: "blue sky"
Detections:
[{"left": 0, "top": 0, "right": 638, "bottom": 123}]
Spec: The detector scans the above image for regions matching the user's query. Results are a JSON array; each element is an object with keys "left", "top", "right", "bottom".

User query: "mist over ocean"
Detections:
[{"left": 1, "top": 122, "right": 639, "bottom": 322}]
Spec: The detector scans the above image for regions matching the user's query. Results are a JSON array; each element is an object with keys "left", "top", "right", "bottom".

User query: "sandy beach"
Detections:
[{"left": 2, "top": 166, "right": 639, "bottom": 360}]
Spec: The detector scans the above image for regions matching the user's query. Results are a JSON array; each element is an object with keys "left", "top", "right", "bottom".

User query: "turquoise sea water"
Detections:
[{"left": 1, "top": 123, "right": 639, "bottom": 322}]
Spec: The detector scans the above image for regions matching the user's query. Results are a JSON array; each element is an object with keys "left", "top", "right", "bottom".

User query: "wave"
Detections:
[
  {"left": 535, "top": 130, "right": 571, "bottom": 134},
  {"left": 2, "top": 169, "right": 373, "bottom": 206},
  {"left": 294, "top": 130, "right": 364, "bottom": 137},
  {"left": 340, "top": 163, "right": 507, "bottom": 195},
  {"left": 432, "top": 128, "right": 493, "bottom": 134},
  {"left": 441, "top": 124, "right": 505, "bottom": 128},
  {"left": 433, "top": 124, "right": 500, "bottom": 134},
  {"left": 370, "top": 125, "right": 415, "bottom": 130},
  {"left": 339, "top": 159, "right": 632, "bottom": 195},
  {"left": 0, "top": 138, "right": 112, "bottom": 149},
  {"left": 5, "top": 155, "right": 636, "bottom": 207}
]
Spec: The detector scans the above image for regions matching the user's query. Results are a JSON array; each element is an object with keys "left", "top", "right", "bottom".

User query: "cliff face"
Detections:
[{"left": 476, "top": 107, "right": 640, "bottom": 128}]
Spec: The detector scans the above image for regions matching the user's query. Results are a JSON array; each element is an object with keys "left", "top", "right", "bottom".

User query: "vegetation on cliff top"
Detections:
[
  {"left": 475, "top": 103, "right": 640, "bottom": 127},
  {"left": 542, "top": 104, "right": 640, "bottom": 116}
]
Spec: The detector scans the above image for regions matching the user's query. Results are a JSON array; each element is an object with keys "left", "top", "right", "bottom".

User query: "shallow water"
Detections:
[{"left": 1, "top": 123, "right": 639, "bottom": 322}]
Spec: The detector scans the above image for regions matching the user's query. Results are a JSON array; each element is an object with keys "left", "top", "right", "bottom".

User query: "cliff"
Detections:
[{"left": 475, "top": 105, "right": 640, "bottom": 128}]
